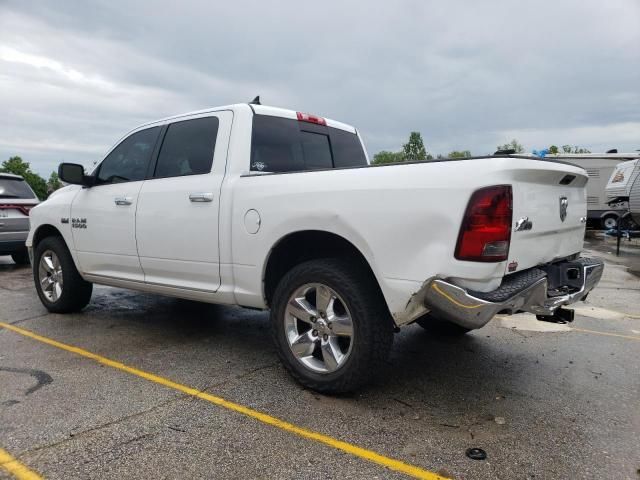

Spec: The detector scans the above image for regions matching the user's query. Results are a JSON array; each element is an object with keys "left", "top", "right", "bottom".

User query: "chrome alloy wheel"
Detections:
[
  {"left": 38, "top": 250, "right": 63, "bottom": 302},
  {"left": 284, "top": 283, "right": 354, "bottom": 373}
]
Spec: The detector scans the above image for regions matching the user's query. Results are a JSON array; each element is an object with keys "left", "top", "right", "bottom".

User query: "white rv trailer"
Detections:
[
  {"left": 533, "top": 153, "right": 640, "bottom": 229},
  {"left": 606, "top": 157, "right": 640, "bottom": 226}
]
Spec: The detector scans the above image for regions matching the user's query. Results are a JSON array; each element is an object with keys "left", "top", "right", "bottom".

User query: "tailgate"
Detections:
[{"left": 506, "top": 162, "right": 587, "bottom": 274}]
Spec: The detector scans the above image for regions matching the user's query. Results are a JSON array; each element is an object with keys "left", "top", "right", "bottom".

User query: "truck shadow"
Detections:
[
  {"left": 60, "top": 287, "right": 559, "bottom": 417},
  {"left": 89, "top": 288, "right": 542, "bottom": 390}
]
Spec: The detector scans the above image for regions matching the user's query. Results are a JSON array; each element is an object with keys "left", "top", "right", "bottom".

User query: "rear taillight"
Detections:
[
  {"left": 0, "top": 204, "right": 37, "bottom": 216},
  {"left": 455, "top": 185, "right": 512, "bottom": 262},
  {"left": 296, "top": 111, "right": 327, "bottom": 126}
]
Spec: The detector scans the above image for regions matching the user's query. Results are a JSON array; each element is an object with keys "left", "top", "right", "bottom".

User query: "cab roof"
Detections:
[
  {"left": 250, "top": 104, "right": 357, "bottom": 134},
  {"left": 137, "top": 103, "right": 357, "bottom": 134}
]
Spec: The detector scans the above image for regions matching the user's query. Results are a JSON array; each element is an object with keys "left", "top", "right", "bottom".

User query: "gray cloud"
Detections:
[{"left": 1, "top": 0, "right": 638, "bottom": 176}]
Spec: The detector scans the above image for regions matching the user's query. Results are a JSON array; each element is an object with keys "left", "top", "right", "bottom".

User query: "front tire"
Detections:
[
  {"left": 271, "top": 258, "right": 394, "bottom": 394},
  {"left": 416, "top": 313, "right": 471, "bottom": 336},
  {"left": 33, "top": 236, "right": 93, "bottom": 313}
]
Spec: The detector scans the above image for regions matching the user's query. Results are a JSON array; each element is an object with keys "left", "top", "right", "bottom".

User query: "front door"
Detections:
[
  {"left": 71, "top": 126, "right": 162, "bottom": 282},
  {"left": 135, "top": 112, "right": 232, "bottom": 292}
]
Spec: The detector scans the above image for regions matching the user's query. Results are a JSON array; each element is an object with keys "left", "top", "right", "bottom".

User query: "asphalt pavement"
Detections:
[{"left": 0, "top": 244, "right": 638, "bottom": 479}]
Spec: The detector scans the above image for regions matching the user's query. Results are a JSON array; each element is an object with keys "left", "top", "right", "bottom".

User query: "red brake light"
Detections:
[
  {"left": 455, "top": 185, "right": 512, "bottom": 262},
  {"left": 0, "top": 204, "right": 37, "bottom": 216},
  {"left": 296, "top": 112, "right": 327, "bottom": 126}
]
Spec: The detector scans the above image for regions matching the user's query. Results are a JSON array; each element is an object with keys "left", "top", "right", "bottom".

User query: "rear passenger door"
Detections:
[{"left": 135, "top": 112, "right": 232, "bottom": 292}]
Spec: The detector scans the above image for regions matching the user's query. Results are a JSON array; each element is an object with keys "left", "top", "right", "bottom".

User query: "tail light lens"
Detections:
[
  {"left": 22, "top": 205, "right": 35, "bottom": 216},
  {"left": 0, "top": 204, "right": 37, "bottom": 216},
  {"left": 455, "top": 185, "right": 512, "bottom": 262}
]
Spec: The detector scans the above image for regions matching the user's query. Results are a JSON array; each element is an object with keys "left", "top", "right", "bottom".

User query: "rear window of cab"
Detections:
[{"left": 250, "top": 115, "right": 367, "bottom": 173}]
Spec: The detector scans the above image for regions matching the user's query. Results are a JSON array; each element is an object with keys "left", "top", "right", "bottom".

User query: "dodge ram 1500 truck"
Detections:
[{"left": 27, "top": 102, "right": 604, "bottom": 392}]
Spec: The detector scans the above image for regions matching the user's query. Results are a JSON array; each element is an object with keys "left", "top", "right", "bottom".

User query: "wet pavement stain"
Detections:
[{"left": 0, "top": 366, "right": 53, "bottom": 395}]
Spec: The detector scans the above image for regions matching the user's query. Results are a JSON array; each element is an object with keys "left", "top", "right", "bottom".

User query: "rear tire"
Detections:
[
  {"left": 33, "top": 236, "right": 93, "bottom": 313},
  {"left": 11, "top": 250, "right": 30, "bottom": 265},
  {"left": 271, "top": 258, "right": 394, "bottom": 394},
  {"left": 415, "top": 313, "right": 471, "bottom": 336}
]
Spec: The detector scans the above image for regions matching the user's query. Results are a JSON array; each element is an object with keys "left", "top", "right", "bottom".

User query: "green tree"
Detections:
[
  {"left": 402, "top": 132, "right": 430, "bottom": 161},
  {"left": 372, "top": 150, "right": 405, "bottom": 165},
  {"left": 47, "top": 171, "right": 62, "bottom": 193},
  {"left": 561, "top": 145, "right": 591, "bottom": 154},
  {"left": 1, "top": 156, "right": 29, "bottom": 177},
  {"left": 549, "top": 145, "right": 559, "bottom": 154},
  {"left": 496, "top": 139, "right": 525, "bottom": 153},
  {"left": 372, "top": 131, "right": 435, "bottom": 165},
  {"left": 1, "top": 156, "right": 48, "bottom": 200},
  {"left": 447, "top": 150, "right": 472, "bottom": 158}
]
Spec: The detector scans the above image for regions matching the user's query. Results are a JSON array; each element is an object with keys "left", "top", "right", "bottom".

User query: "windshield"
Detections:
[{"left": 0, "top": 177, "right": 37, "bottom": 199}]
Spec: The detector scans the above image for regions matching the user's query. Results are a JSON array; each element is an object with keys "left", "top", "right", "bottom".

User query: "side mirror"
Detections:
[{"left": 58, "top": 163, "right": 93, "bottom": 187}]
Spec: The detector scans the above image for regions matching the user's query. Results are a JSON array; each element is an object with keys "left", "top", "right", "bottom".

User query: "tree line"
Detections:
[
  {"left": 373, "top": 134, "right": 590, "bottom": 165},
  {"left": 1, "top": 156, "right": 61, "bottom": 200}
]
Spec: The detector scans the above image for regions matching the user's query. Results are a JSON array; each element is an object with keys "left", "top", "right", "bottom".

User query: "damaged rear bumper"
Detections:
[{"left": 404, "top": 257, "right": 604, "bottom": 330}]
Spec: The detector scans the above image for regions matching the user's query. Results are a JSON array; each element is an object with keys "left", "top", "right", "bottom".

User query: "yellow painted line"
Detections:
[
  {"left": 431, "top": 282, "right": 483, "bottom": 309},
  {"left": 0, "top": 322, "right": 448, "bottom": 480},
  {"left": 571, "top": 327, "right": 640, "bottom": 342},
  {"left": 0, "top": 448, "right": 42, "bottom": 480}
]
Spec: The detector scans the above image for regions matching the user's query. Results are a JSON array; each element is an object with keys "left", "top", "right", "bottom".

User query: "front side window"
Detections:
[
  {"left": 154, "top": 117, "right": 219, "bottom": 178},
  {"left": 96, "top": 127, "right": 161, "bottom": 184}
]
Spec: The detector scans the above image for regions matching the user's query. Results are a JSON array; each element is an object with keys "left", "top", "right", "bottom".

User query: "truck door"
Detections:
[
  {"left": 135, "top": 111, "right": 232, "bottom": 292},
  {"left": 71, "top": 126, "right": 162, "bottom": 282}
]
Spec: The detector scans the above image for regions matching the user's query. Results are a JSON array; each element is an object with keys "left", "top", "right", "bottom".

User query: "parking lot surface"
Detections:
[{"left": 1, "top": 247, "right": 639, "bottom": 479}]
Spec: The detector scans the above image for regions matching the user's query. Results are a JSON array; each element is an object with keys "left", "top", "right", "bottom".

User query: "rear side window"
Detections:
[
  {"left": 0, "top": 177, "right": 36, "bottom": 199},
  {"left": 250, "top": 115, "right": 367, "bottom": 172},
  {"left": 97, "top": 126, "right": 161, "bottom": 184},
  {"left": 154, "top": 117, "right": 219, "bottom": 178}
]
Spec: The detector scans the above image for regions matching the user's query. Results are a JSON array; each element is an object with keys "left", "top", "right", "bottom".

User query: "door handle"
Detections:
[
  {"left": 114, "top": 196, "right": 133, "bottom": 206},
  {"left": 189, "top": 193, "right": 214, "bottom": 203}
]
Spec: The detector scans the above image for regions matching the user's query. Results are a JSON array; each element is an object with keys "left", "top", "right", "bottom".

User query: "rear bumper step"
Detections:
[{"left": 421, "top": 257, "right": 604, "bottom": 330}]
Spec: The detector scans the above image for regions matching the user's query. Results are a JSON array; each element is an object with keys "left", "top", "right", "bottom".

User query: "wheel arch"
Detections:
[
  {"left": 31, "top": 224, "right": 82, "bottom": 273},
  {"left": 262, "top": 230, "right": 388, "bottom": 311},
  {"left": 599, "top": 210, "right": 621, "bottom": 219},
  {"left": 32, "top": 224, "right": 64, "bottom": 249}
]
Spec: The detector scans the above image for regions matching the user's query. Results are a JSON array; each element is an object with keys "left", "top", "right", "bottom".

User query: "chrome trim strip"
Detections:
[{"left": 85, "top": 272, "right": 217, "bottom": 293}]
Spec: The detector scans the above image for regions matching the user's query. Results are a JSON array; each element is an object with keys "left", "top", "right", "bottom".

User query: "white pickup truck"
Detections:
[{"left": 27, "top": 102, "right": 604, "bottom": 392}]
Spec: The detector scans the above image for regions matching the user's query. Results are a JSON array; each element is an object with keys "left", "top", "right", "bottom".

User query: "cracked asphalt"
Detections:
[{"left": 1, "top": 240, "right": 639, "bottom": 479}]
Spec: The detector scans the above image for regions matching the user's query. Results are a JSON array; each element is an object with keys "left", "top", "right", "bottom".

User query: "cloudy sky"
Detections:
[{"left": 1, "top": 0, "right": 638, "bottom": 177}]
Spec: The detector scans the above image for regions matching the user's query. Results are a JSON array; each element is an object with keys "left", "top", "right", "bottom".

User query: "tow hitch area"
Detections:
[{"left": 536, "top": 307, "right": 575, "bottom": 324}]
